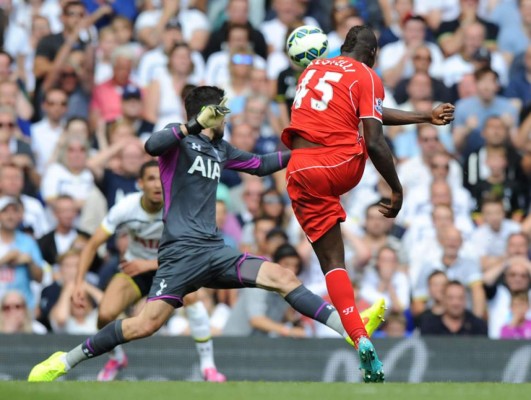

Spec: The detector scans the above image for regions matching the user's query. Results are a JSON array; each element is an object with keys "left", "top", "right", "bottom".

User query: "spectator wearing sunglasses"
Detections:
[{"left": 0, "top": 290, "right": 46, "bottom": 334}]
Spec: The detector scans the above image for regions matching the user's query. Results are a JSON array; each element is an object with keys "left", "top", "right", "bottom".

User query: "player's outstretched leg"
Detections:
[
  {"left": 184, "top": 293, "right": 226, "bottom": 382},
  {"left": 28, "top": 300, "right": 174, "bottom": 382}
]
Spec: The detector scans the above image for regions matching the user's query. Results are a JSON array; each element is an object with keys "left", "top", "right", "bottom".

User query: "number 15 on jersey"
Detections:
[{"left": 293, "top": 70, "right": 343, "bottom": 111}]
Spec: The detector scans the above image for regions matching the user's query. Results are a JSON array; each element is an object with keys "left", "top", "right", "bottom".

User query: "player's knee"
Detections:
[
  {"left": 271, "top": 264, "right": 300, "bottom": 291},
  {"left": 137, "top": 314, "right": 164, "bottom": 338}
]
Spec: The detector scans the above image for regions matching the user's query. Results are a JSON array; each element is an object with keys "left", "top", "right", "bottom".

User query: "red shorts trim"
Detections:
[{"left": 286, "top": 145, "right": 367, "bottom": 243}]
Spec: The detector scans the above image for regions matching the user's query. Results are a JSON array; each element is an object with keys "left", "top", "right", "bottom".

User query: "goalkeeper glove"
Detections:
[{"left": 185, "top": 97, "right": 230, "bottom": 135}]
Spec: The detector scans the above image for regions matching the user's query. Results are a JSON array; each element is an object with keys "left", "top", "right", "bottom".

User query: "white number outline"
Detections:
[{"left": 293, "top": 70, "right": 343, "bottom": 111}]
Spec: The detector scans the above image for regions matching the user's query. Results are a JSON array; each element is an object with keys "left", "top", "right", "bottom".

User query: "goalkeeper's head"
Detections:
[{"left": 184, "top": 85, "right": 226, "bottom": 139}]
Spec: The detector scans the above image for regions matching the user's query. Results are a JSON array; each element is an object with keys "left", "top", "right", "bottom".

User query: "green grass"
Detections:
[{"left": 2, "top": 382, "right": 530, "bottom": 400}]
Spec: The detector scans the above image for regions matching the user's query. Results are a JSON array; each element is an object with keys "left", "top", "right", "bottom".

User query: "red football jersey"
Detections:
[{"left": 281, "top": 56, "right": 385, "bottom": 149}]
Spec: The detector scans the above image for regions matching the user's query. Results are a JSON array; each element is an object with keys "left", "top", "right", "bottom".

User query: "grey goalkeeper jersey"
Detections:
[{"left": 145, "top": 123, "right": 290, "bottom": 249}]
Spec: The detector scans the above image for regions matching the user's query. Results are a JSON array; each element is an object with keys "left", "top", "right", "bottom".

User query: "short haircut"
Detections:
[
  {"left": 474, "top": 67, "right": 498, "bottom": 82},
  {"left": 63, "top": 1, "right": 85, "bottom": 14},
  {"left": 57, "top": 248, "right": 81, "bottom": 265},
  {"left": 273, "top": 243, "right": 303, "bottom": 275},
  {"left": 340, "top": 25, "right": 377, "bottom": 54},
  {"left": 511, "top": 290, "right": 529, "bottom": 303},
  {"left": 445, "top": 280, "right": 465, "bottom": 292},
  {"left": 184, "top": 86, "right": 225, "bottom": 121},
  {"left": 265, "top": 227, "right": 288, "bottom": 243},
  {"left": 428, "top": 270, "right": 447, "bottom": 284},
  {"left": 139, "top": 160, "right": 159, "bottom": 178}
]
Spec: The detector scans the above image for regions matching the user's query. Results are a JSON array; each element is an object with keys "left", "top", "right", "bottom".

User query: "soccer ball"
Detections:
[{"left": 286, "top": 25, "right": 328, "bottom": 68}]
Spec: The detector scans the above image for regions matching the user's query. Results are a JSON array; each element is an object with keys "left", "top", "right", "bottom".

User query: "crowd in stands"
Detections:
[{"left": 0, "top": 0, "right": 530, "bottom": 341}]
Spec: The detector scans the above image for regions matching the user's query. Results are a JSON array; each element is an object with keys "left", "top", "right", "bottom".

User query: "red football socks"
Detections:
[{"left": 325, "top": 268, "right": 368, "bottom": 347}]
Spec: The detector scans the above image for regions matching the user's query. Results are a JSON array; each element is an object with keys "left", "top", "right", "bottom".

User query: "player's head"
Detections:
[
  {"left": 138, "top": 160, "right": 162, "bottom": 205},
  {"left": 340, "top": 25, "right": 378, "bottom": 67},
  {"left": 184, "top": 86, "right": 226, "bottom": 140}
]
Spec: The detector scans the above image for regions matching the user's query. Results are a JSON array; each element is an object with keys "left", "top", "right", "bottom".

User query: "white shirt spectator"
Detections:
[
  {"left": 378, "top": 41, "right": 445, "bottom": 80},
  {"left": 30, "top": 118, "right": 64, "bottom": 175},
  {"left": 134, "top": 9, "right": 210, "bottom": 44},
  {"left": 137, "top": 46, "right": 205, "bottom": 87},
  {"left": 441, "top": 52, "right": 509, "bottom": 88},
  {"left": 41, "top": 163, "right": 94, "bottom": 202},
  {"left": 360, "top": 267, "right": 411, "bottom": 312},
  {"left": 469, "top": 220, "right": 521, "bottom": 258},
  {"left": 20, "top": 194, "right": 50, "bottom": 239},
  {"left": 260, "top": 16, "right": 320, "bottom": 54},
  {"left": 204, "top": 51, "right": 266, "bottom": 88},
  {"left": 150, "top": 68, "right": 186, "bottom": 131},
  {"left": 414, "top": 0, "right": 460, "bottom": 22},
  {"left": 397, "top": 155, "right": 463, "bottom": 195}
]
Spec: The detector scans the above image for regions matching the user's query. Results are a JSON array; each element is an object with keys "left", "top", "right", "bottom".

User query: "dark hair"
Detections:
[
  {"left": 184, "top": 86, "right": 225, "bottom": 121},
  {"left": 65, "top": 116, "right": 89, "bottom": 130},
  {"left": 427, "top": 270, "right": 447, "bottom": 283},
  {"left": 340, "top": 25, "right": 377, "bottom": 54},
  {"left": 474, "top": 67, "right": 498, "bottom": 82},
  {"left": 139, "top": 160, "right": 159, "bottom": 179},
  {"left": 445, "top": 280, "right": 465, "bottom": 292},
  {"left": 273, "top": 243, "right": 303, "bottom": 275},
  {"left": 226, "top": 22, "right": 251, "bottom": 42},
  {"left": 265, "top": 227, "right": 288, "bottom": 243},
  {"left": 63, "top": 1, "right": 85, "bottom": 14}
]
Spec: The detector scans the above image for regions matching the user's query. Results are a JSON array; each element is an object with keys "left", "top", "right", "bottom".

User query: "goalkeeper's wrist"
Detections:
[{"left": 184, "top": 118, "right": 203, "bottom": 135}]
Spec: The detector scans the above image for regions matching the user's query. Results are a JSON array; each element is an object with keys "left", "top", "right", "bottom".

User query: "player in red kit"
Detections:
[{"left": 282, "top": 26, "right": 455, "bottom": 383}]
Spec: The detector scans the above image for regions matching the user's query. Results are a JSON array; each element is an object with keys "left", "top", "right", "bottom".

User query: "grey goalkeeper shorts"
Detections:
[{"left": 147, "top": 244, "right": 267, "bottom": 308}]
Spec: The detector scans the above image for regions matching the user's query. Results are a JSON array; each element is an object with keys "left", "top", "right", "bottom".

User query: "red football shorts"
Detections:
[{"left": 286, "top": 145, "right": 367, "bottom": 243}]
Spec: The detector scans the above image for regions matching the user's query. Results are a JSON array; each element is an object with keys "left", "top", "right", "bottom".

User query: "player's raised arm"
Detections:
[
  {"left": 224, "top": 145, "right": 291, "bottom": 176},
  {"left": 382, "top": 103, "right": 455, "bottom": 126},
  {"left": 144, "top": 123, "right": 185, "bottom": 156}
]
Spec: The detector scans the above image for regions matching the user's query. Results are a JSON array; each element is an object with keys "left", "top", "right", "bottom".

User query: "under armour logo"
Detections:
[
  {"left": 191, "top": 143, "right": 201, "bottom": 151},
  {"left": 342, "top": 306, "right": 355, "bottom": 315},
  {"left": 156, "top": 279, "right": 167, "bottom": 296}
]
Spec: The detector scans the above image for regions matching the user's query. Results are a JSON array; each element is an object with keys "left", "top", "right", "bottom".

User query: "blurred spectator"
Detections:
[
  {"left": 89, "top": 46, "right": 137, "bottom": 128},
  {"left": 40, "top": 135, "right": 94, "bottom": 210},
  {"left": 240, "top": 215, "right": 277, "bottom": 254},
  {"left": 344, "top": 203, "right": 402, "bottom": 274},
  {"left": 221, "top": 122, "right": 258, "bottom": 188},
  {"left": 0, "top": 106, "right": 39, "bottom": 196},
  {"left": 135, "top": 0, "right": 210, "bottom": 52},
  {"left": 43, "top": 49, "right": 92, "bottom": 120},
  {"left": 216, "top": 199, "right": 239, "bottom": 249},
  {"left": 388, "top": 79, "right": 454, "bottom": 159},
  {"left": 205, "top": 24, "right": 266, "bottom": 89},
  {"left": 203, "top": 0, "right": 268, "bottom": 60},
  {"left": 30, "top": 88, "right": 68, "bottom": 175},
  {"left": 263, "top": 227, "right": 289, "bottom": 258},
  {"left": 359, "top": 246, "right": 410, "bottom": 314},
  {"left": 137, "top": 19, "right": 205, "bottom": 87},
  {"left": 36, "top": 249, "right": 80, "bottom": 331},
  {"left": 223, "top": 243, "right": 307, "bottom": 337},
  {"left": 436, "top": 0, "right": 498, "bottom": 57},
  {"left": 49, "top": 280, "right": 102, "bottom": 334},
  {"left": 413, "top": 225, "right": 485, "bottom": 318},
  {"left": 397, "top": 125, "right": 462, "bottom": 195},
  {"left": 497, "top": 0, "right": 531, "bottom": 64},
  {"left": 0, "top": 163, "right": 49, "bottom": 239},
  {"left": 111, "top": 85, "right": 154, "bottom": 141},
  {"left": 377, "top": 0, "right": 414, "bottom": 48},
  {"left": 93, "top": 27, "right": 118, "bottom": 85},
  {"left": 470, "top": 150, "right": 529, "bottom": 218},
  {"left": 393, "top": 46, "right": 452, "bottom": 104},
  {"left": 238, "top": 94, "right": 279, "bottom": 154},
  {"left": 0, "top": 196, "right": 44, "bottom": 310},
  {"left": 462, "top": 116, "right": 525, "bottom": 192},
  {"left": 504, "top": 45, "right": 531, "bottom": 112},
  {"left": 453, "top": 67, "right": 518, "bottom": 156},
  {"left": 258, "top": 187, "right": 289, "bottom": 228},
  {"left": 38, "top": 195, "right": 87, "bottom": 269},
  {"left": 441, "top": 23, "right": 508, "bottom": 89},
  {"left": 469, "top": 197, "right": 522, "bottom": 269},
  {"left": 24, "top": 15, "right": 52, "bottom": 94},
  {"left": 327, "top": 6, "right": 364, "bottom": 57},
  {"left": 34, "top": 2, "right": 89, "bottom": 109},
  {"left": 414, "top": 270, "right": 448, "bottom": 324},
  {"left": 413, "top": 0, "right": 460, "bottom": 32},
  {"left": 500, "top": 291, "right": 531, "bottom": 339},
  {"left": 145, "top": 43, "right": 193, "bottom": 130},
  {"left": 419, "top": 280, "right": 488, "bottom": 335},
  {"left": 378, "top": 15, "right": 444, "bottom": 89},
  {"left": 375, "top": 310, "right": 408, "bottom": 338},
  {"left": 485, "top": 256, "right": 531, "bottom": 338},
  {"left": 0, "top": 79, "right": 34, "bottom": 136},
  {"left": 0, "top": 290, "right": 46, "bottom": 334},
  {"left": 260, "top": 0, "right": 320, "bottom": 54}
]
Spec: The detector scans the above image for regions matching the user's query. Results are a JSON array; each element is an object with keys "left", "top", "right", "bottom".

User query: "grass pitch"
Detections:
[{"left": 2, "top": 382, "right": 530, "bottom": 400}]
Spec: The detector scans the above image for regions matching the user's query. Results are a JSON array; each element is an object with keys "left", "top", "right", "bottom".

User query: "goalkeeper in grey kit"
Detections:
[{"left": 28, "top": 86, "right": 384, "bottom": 382}]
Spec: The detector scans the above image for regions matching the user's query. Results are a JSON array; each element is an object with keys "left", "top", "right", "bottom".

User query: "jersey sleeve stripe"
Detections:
[
  {"left": 348, "top": 80, "right": 359, "bottom": 114},
  {"left": 361, "top": 64, "right": 376, "bottom": 118}
]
